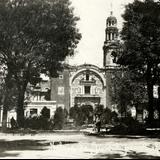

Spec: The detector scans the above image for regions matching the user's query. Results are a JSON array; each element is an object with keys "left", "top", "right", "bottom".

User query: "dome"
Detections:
[
  {"left": 106, "top": 11, "right": 117, "bottom": 25},
  {"left": 107, "top": 16, "right": 117, "bottom": 23}
]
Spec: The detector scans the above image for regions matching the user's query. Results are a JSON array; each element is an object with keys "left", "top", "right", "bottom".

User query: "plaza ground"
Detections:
[{"left": 0, "top": 132, "right": 160, "bottom": 159}]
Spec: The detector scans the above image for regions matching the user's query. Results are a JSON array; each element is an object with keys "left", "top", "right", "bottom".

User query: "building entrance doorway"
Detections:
[
  {"left": 74, "top": 97, "right": 100, "bottom": 124},
  {"left": 74, "top": 97, "right": 100, "bottom": 109}
]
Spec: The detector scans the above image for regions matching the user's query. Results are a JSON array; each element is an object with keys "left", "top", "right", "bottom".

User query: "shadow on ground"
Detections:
[
  {"left": 0, "top": 139, "right": 78, "bottom": 158},
  {"left": 86, "top": 133, "right": 160, "bottom": 140},
  {"left": 0, "top": 139, "right": 50, "bottom": 158},
  {"left": 93, "top": 153, "right": 123, "bottom": 159},
  {"left": 126, "top": 151, "right": 160, "bottom": 159},
  {"left": 93, "top": 150, "right": 160, "bottom": 159},
  {"left": 86, "top": 134, "right": 147, "bottom": 140}
]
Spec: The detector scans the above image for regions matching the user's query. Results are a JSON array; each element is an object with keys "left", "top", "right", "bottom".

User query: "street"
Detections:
[{"left": 0, "top": 132, "right": 160, "bottom": 159}]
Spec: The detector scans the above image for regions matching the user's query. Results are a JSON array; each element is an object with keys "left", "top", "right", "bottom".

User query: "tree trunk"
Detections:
[
  {"left": 158, "top": 86, "right": 160, "bottom": 121},
  {"left": 17, "top": 82, "right": 28, "bottom": 128},
  {"left": 147, "top": 80, "right": 154, "bottom": 123},
  {"left": 2, "top": 103, "right": 8, "bottom": 131},
  {"left": 146, "top": 64, "right": 154, "bottom": 126},
  {"left": 2, "top": 73, "right": 12, "bottom": 131}
]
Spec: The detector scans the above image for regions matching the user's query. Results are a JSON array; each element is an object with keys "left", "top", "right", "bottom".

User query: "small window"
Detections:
[
  {"left": 30, "top": 109, "right": 37, "bottom": 116},
  {"left": 58, "top": 87, "right": 64, "bottom": 95},
  {"left": 86, "top": 73, "right": 89, "bottom": 81},
  {"left": 85, "top": 86, "right": 91, "bottom": 94},
  {"left": 59, "top": 75, "right": 63, "bottom": 79}
]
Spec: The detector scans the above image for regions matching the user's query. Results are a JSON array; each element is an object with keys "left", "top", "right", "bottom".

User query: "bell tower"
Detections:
[
  {"left": 103, "top": 11, "right": 120, "bottom": 109},
  {"left": 103, "top": 11, "right": 119, "bottom": 68}
]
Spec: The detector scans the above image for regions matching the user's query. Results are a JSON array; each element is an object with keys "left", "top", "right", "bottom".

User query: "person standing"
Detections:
[
  {"left": 10, "top": 117, "right": 17, "bottom": 129},
  {"left": 95, "top": 115, "right": 101, "bottom": 133}
]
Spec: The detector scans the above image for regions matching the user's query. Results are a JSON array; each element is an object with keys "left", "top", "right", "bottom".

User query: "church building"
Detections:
[{"left": 49, "top": 11, "right": 120, "bottom": 112}]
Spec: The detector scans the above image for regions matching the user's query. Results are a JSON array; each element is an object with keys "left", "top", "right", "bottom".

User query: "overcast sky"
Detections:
[{"left": 68, "top": 0, "right": 134, "bottom": 67}]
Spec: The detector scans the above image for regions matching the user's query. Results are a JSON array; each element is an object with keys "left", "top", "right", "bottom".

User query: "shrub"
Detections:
[
  {"left": 41, "top": 106, "right": 50, "bottom": 119},
  {"left": 24, "top": 107, "right": 51, "bottom": 130},
  {"left": 95, "top": 105, "right": 118, "bottom": 125},
  {"left": 53, "top": 107, "right": 66, "bottom": 130},
  {"left": 69, "top": 105, "right": 84, "bottom": 126},
  {"left": 94, "top": 104, "right": 104, "bottom": 116},
  {"left": 70, "top": 105, "right": 94, "bottom": 126},
  {"left": 24, "top": 116, "right": 51, "bottom": 130},
  {"left": 110, "top": 116, "right": 145, "bottom": 135}
]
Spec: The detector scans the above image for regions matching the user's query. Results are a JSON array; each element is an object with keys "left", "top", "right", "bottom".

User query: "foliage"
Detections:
[
  {"left": 101, "top": 108, "right": 112, "bottom": 124},
  {"left": 117, "top": 0, "right": 160, "bottom": 122},
  {"left": 0, "top": 0, "right": 81, "bottom": 128},
  {"left": 0, "top": 81, "right": 18, "bottom": 110},
  {"left": 52, "top": 107, "right": 67, "bottom": 130},
  {"left": 24, "top": 107, "right": 51, "bottom": 130},
  {"left": 111, "top": 69, "right": 147, "bottom": 114},
  {"left": 94, "top": 104, "right": 104, "bottom": 116},
  {"left": 110, "top": 116, "right": 146, "bottom": 135},
  {"left": 94, "top": 105, "right": 118, "bottom": 125},
  {"left": 69, "top": 105, "right": 84, "bottom": 126},
  {"left": 41, "top": 106, "right": 50, "bottom": 119},
  {"left": 24, "top": 107, "right": 68, "bottom": 130},
  {"left": 70, "top": 104, "right": 118, "bottom": 126},
  {"left": 24, "top": 116, "right": 51, "bottom": 130}
]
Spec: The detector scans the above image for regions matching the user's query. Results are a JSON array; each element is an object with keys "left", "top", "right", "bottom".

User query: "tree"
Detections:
[
  {"left": 69, "top": 105, "right": 84, "bottom": 126},
  {"left": 94, "top": 104, "right": 104, "bottom": 117},
  {"left": 0, "top": 0, "right": 81, "bottom": 128},
  {"left": 41, "top": 106, "right": 50, "bottom": 119},
  {"left": 111, "top": 69, "right": 147, "bottom": 117},
  {"left": 39, "top": 106, "right": 50, "bottom": 130},
  {"left": 53, "top": 107, "right": 65, "bottom": 130},
  {"left": 94, "top": 104, "right": 117, "bottom": 125},
  {"left": 117, "top": 0, "right": 160, "bottom": 124}
]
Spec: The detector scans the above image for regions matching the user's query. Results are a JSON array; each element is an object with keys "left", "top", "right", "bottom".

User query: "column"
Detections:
[{"left": 107, "top": 33, "right": 109, "bottom": 41}]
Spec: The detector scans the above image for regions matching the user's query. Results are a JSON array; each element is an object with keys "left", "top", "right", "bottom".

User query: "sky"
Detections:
[{"left": 68, "top": 0, "right": 134, "bottom": 67}]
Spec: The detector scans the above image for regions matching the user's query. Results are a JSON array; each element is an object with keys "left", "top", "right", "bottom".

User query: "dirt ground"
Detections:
[{"left": 0, "top": 132, "right": 160, "bottom": 159}]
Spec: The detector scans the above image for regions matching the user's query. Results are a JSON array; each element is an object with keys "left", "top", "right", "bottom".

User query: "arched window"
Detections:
[
  {"left": 112, "top": 33, "right": 114, "bottom": 40},
  {"left": 111, "top": 51, "right": 117, "bottom": 63}
]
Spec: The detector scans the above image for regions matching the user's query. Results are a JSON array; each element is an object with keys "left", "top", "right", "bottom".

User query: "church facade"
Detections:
[{"left": 50, "top": 64, "right": 107, "bottom": 111}]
